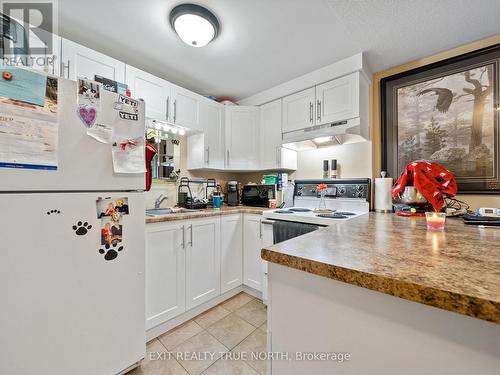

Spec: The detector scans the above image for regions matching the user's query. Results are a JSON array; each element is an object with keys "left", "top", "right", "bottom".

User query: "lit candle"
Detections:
[{"left": 425, "top": 212, "right": 446, "bottom": 230}]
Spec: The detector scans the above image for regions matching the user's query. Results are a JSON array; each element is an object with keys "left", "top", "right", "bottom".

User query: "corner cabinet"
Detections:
[
  {"left": 145, "top": 222, "right": 186, "bottom": 330},
  {"left": 260, "top": 99, "right": 297, "bottom": 170},
  {"left": 185, "top": 217, "right": 221, "bottom": 309},
  {"left": 220, "top": 215, "right": 243, "bottom": 293},
  {"left": 225, "top": 106, "right": 260, "bottom": 170},
  {"left": 187, "top": 99, "right": 225, "bottom": 169},
  {"left": 60, "top": 38, "right": 125, "bottom": 82},
  {"left": 243, "top": 214, "right": 264, "bottom": 292}
]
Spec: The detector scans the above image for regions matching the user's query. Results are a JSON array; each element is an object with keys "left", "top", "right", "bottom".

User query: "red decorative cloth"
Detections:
[{"left": 392, "top": 161, "right": 457, "bottom": 211}]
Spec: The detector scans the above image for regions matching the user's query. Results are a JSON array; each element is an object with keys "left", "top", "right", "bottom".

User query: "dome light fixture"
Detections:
[{"left": 169, "top": 3, "right": 220, "bottom": 47}]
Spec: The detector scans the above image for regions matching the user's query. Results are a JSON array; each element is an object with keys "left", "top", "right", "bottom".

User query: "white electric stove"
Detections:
[{"left": 263, "top": 179, "right": 371, "bottom": 226}]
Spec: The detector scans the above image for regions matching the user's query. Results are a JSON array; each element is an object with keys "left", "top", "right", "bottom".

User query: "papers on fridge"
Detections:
[
  {"left": 111, "top": 137, "right": 146, "bottom": 174},
  {"left": 0, "top": 113, "right": 58, "bottom": 170}
]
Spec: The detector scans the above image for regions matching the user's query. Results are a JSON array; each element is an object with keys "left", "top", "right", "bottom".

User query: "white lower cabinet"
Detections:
[
  {"left": 146, "top": 213, "right": 264, "bottom": 332},
  {"left": 220, "top": 215, "right": 243, "bottom": 293},
  {"left": 145, "top": 222, "right": 186, "bottom": 330},
  {"left": 243, "top": 214, "right": 264, "bottom": 292},
  {"left": 185, "top": 217, "right": 221, "bottom": 309}
]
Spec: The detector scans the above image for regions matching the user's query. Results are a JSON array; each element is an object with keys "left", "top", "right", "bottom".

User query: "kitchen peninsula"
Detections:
[{"left": 262, "top": 213, "right": 500, "bottom": 375}]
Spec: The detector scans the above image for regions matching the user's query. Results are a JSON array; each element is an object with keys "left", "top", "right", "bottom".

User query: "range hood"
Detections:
[{"left": 282, "top": 116, "right": 369, "bottom": 151}]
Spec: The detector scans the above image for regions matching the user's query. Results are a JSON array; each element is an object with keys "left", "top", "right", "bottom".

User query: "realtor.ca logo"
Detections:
[{"left": 0, "top": 0, "right": 58, "bottom": 68}]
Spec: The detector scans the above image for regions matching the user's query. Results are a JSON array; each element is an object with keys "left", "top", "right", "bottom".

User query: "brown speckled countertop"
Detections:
[
  {"left": 146, "top": 205, "right": 267, "bottom": 223},
  {"left": 261, "top": 213, "right": 500, "bottom": 324}
]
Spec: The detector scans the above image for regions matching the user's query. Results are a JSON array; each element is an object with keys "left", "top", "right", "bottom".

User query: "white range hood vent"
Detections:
[{"left": 282, "top": 116, "right": 368, "bottom": 151}]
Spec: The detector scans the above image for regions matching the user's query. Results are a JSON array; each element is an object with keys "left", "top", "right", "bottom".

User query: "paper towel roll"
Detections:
[{"left": 375, "top": 177, "right": 393, "bottom": 212}]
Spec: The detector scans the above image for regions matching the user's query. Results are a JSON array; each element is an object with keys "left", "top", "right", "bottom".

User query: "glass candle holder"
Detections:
[{"left": 425, "top": 212, "right": 446, "bottom": 230}]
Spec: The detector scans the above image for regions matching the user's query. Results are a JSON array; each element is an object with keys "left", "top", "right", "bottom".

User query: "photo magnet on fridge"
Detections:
[
  {"left": 77, "top": 78, "right": 101, "bottom": 109},
  {"left": 99, "top": 213, "right": 123, "bottom": 246},
  {"left": 96, "top": 197, "right": 129, "bottom": 219}
]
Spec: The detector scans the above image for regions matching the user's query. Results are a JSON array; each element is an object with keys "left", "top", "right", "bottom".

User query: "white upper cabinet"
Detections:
[
  {"left": 260, "top": 99, "right": 297, "bottom": 170},
  {"left": 220, "top": 215, "right": 243, "bottom": 293},
  {"left": 60, "top": 39, "right": 125, "bottom": 82},
  {"left": 282, "top": 87, "right": 315, "bottom": 133},
  {"left": 171, "top": 85, "right": 202, "bottom": 131},
  {"left": 186, "top": 99, "right": 224, "bottom": 170},
  {"left": 125, "top": 65, "right": 170, "bottom": 120},
  {"left": 281, "top": 72, "right": 362, "bottom": 133},
  {"left": 185, "top": 217, "right": 221, "bottom": 309},
  {"left": 225, "top": 106, "right": 260, "bottom": 170},
  {"left": 29, "top": 33, "right": 61, "bottom": 76},
  {"left": 260, "top": 99, "right": 282, "bottom": 170},
  {"left": 316, "top": 73, "right": 359, "bottom": 124}
]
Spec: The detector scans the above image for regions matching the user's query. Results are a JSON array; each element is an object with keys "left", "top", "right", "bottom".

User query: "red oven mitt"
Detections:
[{"left": 392, "top": 161, "right": 457, "bottom": 212}]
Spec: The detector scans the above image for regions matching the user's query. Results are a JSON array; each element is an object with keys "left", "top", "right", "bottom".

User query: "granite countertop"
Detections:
[
  {"left": 261, "top": 212, "right": 500, "bottom": 324},
  {"left": 146, "top": 205, "right": 268, "bottom": 223}
]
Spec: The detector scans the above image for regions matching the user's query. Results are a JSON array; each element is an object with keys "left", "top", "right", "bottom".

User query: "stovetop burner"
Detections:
[
  {"left": 334, "top": 211, "right": 356, "bottom": 216},
  {"left": 288, "top": 208, "right": 312, "bottom": 212},
  {"left": 274, "top": 210, "right": 294, "bottom": 214},
  {"left": 316, "top": 213, "right": 349, "bottom": 219}
]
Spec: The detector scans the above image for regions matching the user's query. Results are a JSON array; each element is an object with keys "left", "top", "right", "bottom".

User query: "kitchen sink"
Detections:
[{"left": 145, "top": 208, "right": 200, "bottom": 216}]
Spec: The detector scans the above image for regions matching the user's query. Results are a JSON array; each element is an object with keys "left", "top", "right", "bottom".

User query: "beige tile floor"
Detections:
[{"left": 128, "top": 292, "right": 268, "bottom": 375}]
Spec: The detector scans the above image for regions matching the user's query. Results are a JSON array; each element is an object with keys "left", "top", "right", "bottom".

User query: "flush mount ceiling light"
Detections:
[{"left": 169, "top": 3, "right": 220, "bottom": 47}]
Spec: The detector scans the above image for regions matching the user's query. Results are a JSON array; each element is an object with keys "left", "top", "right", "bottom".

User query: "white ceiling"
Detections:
[{"left": 58, "top": 0, "right": 500, "bottom": 100}]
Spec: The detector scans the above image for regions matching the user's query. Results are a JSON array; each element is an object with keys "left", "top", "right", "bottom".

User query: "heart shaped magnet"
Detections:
[{"left": 77, "top": 105, "right": 97, "bottom": 128}]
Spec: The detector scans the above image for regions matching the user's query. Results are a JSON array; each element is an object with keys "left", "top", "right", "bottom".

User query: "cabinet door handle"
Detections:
[
  {"left": 189, "top": 225, "right": 193, "bottom": 246},
  {"left": 317, "top": 100, "right": 321, "bottom": 122},
  {"left": 309, "top": 102, "right": 313, "bottom": 123},
  {"left": 173, "top": 99, "right": 177, "bottom": 123},
  {"left": 206, "top": 147, "right": 210, "bottom": 165},
  {"left": 166, "top": 97, "right": 170, "bottom": 121},
  {"left": 181, "top": 225, "right": 185, "bottom": 249},
  {"left": 226, "top": 150, "right": 230, "bottom": 167},
  {"left": 259, "top": 219, "right": 263, "bottom": 239},
  {"left": 61, "top": 60, "right": 70, "bottom": 79}
]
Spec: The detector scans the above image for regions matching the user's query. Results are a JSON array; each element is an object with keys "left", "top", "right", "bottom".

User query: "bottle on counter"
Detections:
[
  {"left": 331, "top": 159, "right": 338, "bottom": 178},
  {"left": 323, "top": 160, "right": 329, "bottom": 179}
]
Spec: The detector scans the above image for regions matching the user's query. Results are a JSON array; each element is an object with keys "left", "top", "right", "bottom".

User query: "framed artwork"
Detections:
[{"left": 381, "top": 44, "right": 500, "bottom": 193}]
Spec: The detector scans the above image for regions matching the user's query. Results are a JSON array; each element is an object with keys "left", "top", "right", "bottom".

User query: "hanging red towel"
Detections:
[{"left": 392, "top": 161, "right": 457, "bottom": 212}]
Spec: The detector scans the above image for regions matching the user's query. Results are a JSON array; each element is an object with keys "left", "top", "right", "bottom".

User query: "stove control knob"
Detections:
[
  {"left": 339, "top": 187, "right": 346, "bottom": 195},
  {"left": 357, "top": 185, "right": 364, "bottom": 191},
  {"left": 297, "top": 191, "right": 302, "bottom": 196},
  {"left": 356, "top": 192, "right": 364, "bottom": 198}
]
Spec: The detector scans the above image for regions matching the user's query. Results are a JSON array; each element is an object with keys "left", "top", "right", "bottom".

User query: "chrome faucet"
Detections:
[{"left": 154, "top": 194, "right": 168, "bottom": 209}]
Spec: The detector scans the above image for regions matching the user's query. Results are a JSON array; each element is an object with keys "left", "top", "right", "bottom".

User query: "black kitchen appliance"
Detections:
[
  {"left": 242, "top": 184, "right": 276, "bottom": 207},
  {"left": 227, "top": 181, "right": 239, "bottom": 206}
]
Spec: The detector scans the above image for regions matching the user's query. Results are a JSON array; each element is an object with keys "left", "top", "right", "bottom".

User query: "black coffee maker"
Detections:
[{"left": 227, "top": 181, "right": 239, "bottom": 206}]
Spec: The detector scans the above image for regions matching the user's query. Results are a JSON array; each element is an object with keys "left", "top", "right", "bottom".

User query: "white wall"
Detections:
[{"left": 290, "top": 141, "right": 373, "bottom": 180}]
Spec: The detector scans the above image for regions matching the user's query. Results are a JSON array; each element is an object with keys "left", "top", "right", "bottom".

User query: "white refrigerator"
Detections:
[{"left": 0, "top": 75, "right": 146, "bottom": 375}]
